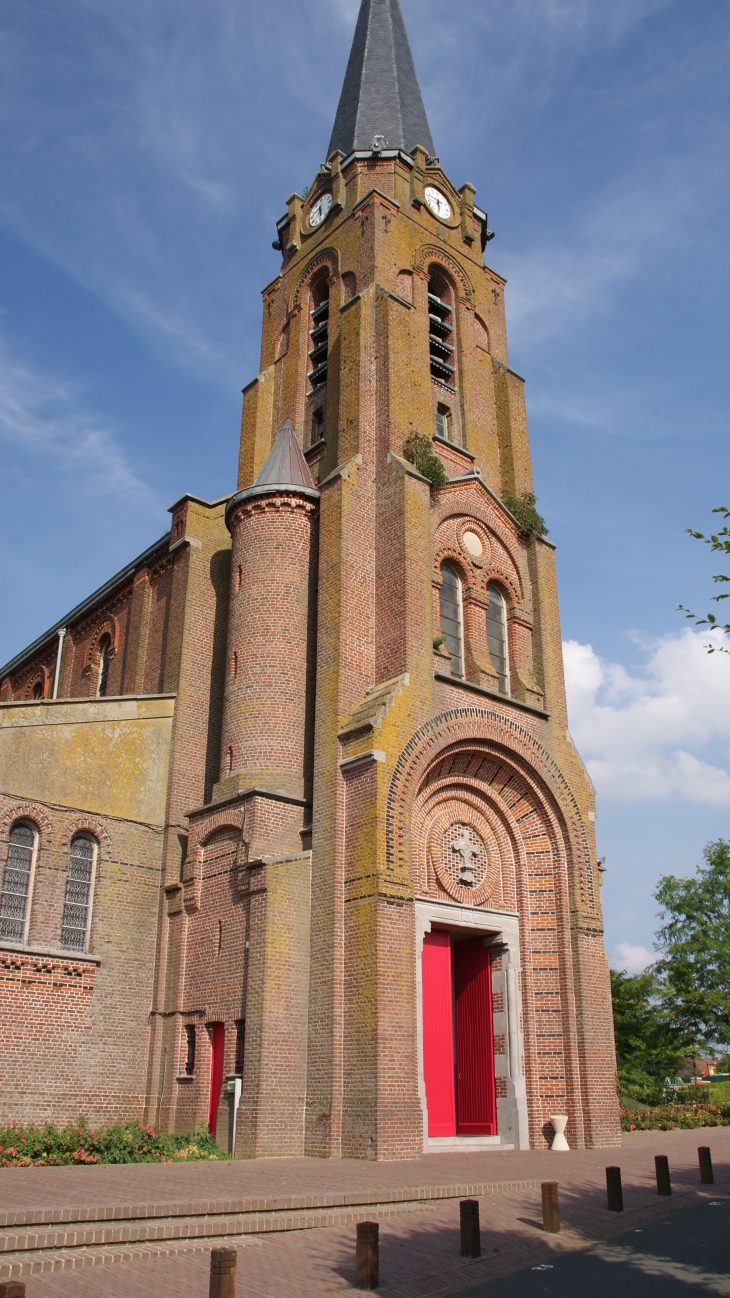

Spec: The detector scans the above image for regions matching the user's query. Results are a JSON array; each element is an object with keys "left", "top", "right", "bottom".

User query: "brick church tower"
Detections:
[{"left": 0, "top": 0, "right": 620, "bottom": 1156}]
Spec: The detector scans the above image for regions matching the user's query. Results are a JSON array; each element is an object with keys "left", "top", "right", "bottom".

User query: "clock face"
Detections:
[
  {"left": 309, "top": 193, "right": 333, "bottom": 228},
  {"left": 424, "top": 186, "right": 452, "bottom": 221}
]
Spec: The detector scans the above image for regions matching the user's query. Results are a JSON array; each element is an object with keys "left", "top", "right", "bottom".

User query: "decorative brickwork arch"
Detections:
[
  {"left": 387, "top": 709, "right": 597, "bottom": 917},
  {"left": 83, "top": 616, "right": 119, "bottom": 677},
  {"left": 59, "top": 817, "right": 112, "bottom": 859},
  {"left": 432, "top": 485, "right": 526, "bottom": 582},
  {"left": 24, "top": 666, "right": 50, "bottom": 700},
  {"left": 413, "top": 245, "right": 474, "bottom": 303},
  {"left": 291, "top": 248, "right": 340, "bottom": 312},
  {"left": 434, "top": 522, "right": 523, "bottom": 610},
  {"left": 0, "top": 802, "right": 54, "bottom": 847}
]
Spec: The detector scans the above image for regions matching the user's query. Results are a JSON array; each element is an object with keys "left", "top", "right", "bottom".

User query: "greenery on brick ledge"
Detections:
[
  {"left": 501, "top": 491, "right": 549, "bottom": 542},
  {"left": 621, "top": 1101, "right": 730, "bottom": 1131},
  {"left": 0, "top": 1119, "right": 224, "bottom": 1167},
  {"left": 403, "top": 432, "right": 449, "bottom": 489}
]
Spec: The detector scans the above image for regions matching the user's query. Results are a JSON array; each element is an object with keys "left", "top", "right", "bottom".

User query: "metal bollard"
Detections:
[
  {"left": 698, "top": 1146, "right": 714, "bottom": 1185},
  {"left": 655, "top": 1155, "right": 671, "bottom": 1196},
  {"left": 209, "top": 1246, "right": 237, "bottom": 1298},
  {"left": 606, "top": 1165, "right": 624, "bottom": 1212},
  {"left": 460, "top": 1199, "right": 481, "bottom": 1258},
  {"left": 356, "top": 1221, "right": 380, "bottom": 1290},
  {"left": 0, "top": 1283, "right": 26, "bottom": 1298},
  {"left": 541, "top": 1180, "right": 561, "bottom": 1233}
]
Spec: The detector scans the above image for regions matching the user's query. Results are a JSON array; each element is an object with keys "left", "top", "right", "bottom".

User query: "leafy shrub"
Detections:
[
  {"left": 0, "top": 1119, "right": 223, "bottom": 1167},
  {"left": 501, "top": 491, "right": 549, "bottom": 542},
  {"left": 403, "top": 433, "right": 449, "bottom": 489},
  {"left": 621, "top": 1101, "right": 730, "bottom": 1131}
]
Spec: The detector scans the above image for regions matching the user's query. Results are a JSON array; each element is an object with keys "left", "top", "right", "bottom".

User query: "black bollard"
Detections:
[
  {"left": 209, "top": 1246, "right": 237, "bottom": 1298},
  {"left": 460, "top": 1199, "right": 481, "bottom": 1258},
  {"left": 655, "top": 1155, "right": 672, "bottom": 1196},
  {"left": 606, "top": 1165, "right": 624, "bottom": 1212},
  {"left": 698, "top": 1146, "right": 714, "bottom": 1185},
  {"left": 356, "top": 1221, "right": 380, "bottom": 1290},
  {"left": 541, "top": 1181, "right": 561, "bottom": 1233}
]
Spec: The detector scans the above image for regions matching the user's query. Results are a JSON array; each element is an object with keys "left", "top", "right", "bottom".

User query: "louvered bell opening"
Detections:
[
  {"left": 428, "top": 293, "right": 455, "bottom": 383},
  {"left": 309, "top": 299, "right": 329, "bottom": 389}
]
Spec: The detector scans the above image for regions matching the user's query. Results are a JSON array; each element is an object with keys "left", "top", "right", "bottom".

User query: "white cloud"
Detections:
[
  {"left": 563, "top": 630, "right": 730, "bottom": 805},
  {"left": 612, "top": 942, "right": 654, "bottom": 974},
  {"left": 0, "top": 334, "right": 156, "bottom": 505}
]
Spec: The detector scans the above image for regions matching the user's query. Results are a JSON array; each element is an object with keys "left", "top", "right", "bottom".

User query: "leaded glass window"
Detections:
[
  {"left": 439, "top": 563, "right": 464, "bottom": 678},
  {"left": 0, "top": 823, "right": 37, "bottom": 943},
  {"left": 60, "top": 835, "right": 96, "bottom": 951},
  {"left": 486, "top": 584, "right": 509, "bottom": 694}
]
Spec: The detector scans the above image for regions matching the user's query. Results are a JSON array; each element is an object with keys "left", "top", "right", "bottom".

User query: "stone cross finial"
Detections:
[{"left": 451, "top": 827, "right": 479, "bottom": 884}]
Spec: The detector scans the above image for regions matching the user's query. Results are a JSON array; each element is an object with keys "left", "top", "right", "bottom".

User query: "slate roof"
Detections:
[
  {"left": 255, "top": 420, "right": 317, "bottom": 491},
  {"left": 328, "top": 0, "right": 435, "bottom": 159}
]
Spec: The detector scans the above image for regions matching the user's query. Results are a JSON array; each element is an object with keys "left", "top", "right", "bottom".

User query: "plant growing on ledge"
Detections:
[
  {"left": 403, "top": 432, "right": 449, "bottom": 489},
  {"left": 433, "top": 633, "right": 446, "bottom": 650},
  {"left": 501, "top": 491, "right": 549, "bottom": 542}
]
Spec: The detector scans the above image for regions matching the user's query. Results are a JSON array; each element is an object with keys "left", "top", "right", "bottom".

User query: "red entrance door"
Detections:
[
  {"left": 454, "top": 937, "right": 497, "bottom": 1135},
  {"left": 422, "top": 931, "right": 456, "bottom": 1136},
  {"left": 207, "top": 1022, "right": 225, "bottom": 1136}
]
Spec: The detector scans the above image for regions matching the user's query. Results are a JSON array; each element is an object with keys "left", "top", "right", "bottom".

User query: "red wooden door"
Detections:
[
  {"left": 207, "top": 1022, "right": 225, "bottom": 1136},
  {"left": 454, "top": 937, "right": 497, "bottom": 1135},
  {"left": 422, "top": 931, "right": 456, "bottom": 1136}
]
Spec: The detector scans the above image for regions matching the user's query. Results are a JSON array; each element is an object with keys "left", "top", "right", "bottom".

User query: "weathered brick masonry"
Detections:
[{"left": 0, "top": 0, "right": 620, "bottom": 1152}]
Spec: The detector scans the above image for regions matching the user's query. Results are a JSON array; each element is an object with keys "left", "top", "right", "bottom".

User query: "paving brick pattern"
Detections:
[{"left": 0, "top": 1129, "right": 726, "bottom": 1296}]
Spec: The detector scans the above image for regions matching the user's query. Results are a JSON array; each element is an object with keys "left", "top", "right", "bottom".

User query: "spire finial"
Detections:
[{"left": 328, "top": 0, "right": 434, "bottom": 159}]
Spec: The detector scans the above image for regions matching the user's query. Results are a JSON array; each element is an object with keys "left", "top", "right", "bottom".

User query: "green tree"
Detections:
[
  {"left": 678, "top": 505, "right": 730, "bottom": 653},
  {"left": 611, "top": 967, "right": 688, "bottom": 1104},
  {"left": 654, "top": 839, "right": 730, "bottom": 1066}
]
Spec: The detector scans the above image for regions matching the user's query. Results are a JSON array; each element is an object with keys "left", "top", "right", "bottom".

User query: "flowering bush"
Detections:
[
  {"left": 621, "top": 1101, "right": 730, "bottom": 1131},
  {"left": 0, "top": 1120, "right": 223, "bottom": 1167}
]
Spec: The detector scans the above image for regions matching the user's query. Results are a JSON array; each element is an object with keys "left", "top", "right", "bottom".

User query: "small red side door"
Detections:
[
  {"left": 454, "top": 937, "right": 497, "bottom": 1135},
  {"left": 207, "top": 1022, "right": 225, "bottom": 1136}
]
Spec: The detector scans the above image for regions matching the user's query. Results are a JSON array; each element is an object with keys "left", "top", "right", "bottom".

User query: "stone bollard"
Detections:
[
  {"left": 606, "top": 1166, "right": 624, "bottom": 1212},
  {"left": 655, "top": 1155, "right": 671, "bottom": 1196},
  {"left": 698, "top": 1146, "right": 714, "bottom": 1185},
  {"left": 0, "top": 1284, "right": 26, "bottom": 1298},
  {"left": 460, "top": 1199, "right": 481, "bottom": 1258},
  {"left": 356, "top": 1221, "right": 379, "bottom": 1290},
  {"left": 541, "top": 1181, "right": 561, "bottom": 1233},
  {"left": 209, "top": 1246, "right": 237, "bottom": 1298}
]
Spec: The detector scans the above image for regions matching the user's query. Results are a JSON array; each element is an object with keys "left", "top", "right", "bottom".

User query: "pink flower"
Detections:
[{"left": 629, "top": 1123, "right": 636, "bottom": 1130}]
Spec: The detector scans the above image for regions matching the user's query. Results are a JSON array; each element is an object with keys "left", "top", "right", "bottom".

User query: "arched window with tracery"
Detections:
[
  {"left": 60, "top": 834, "right": 97, "bottom": 951},
  {"left": 486, "top": 584, "right": 509, "bottom": 695},
  {"left": 0, "top": 821, "right": 38, "bottom": 944},
  {"left": 97, "top": 634, "right": 111, "bottom": 697},
  {"left": 439, "top": 563, "right": 464, "bottom": 678}
]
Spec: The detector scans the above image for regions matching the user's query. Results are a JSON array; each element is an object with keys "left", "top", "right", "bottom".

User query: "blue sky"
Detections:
[{"left": 1, "top": 0, "right": 729, "bottom": 967}]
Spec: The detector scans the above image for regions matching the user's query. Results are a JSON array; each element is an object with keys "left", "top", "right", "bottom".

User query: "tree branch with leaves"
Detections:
[{"left": 678, "top": 505, "right": 730, "bottom": 653}]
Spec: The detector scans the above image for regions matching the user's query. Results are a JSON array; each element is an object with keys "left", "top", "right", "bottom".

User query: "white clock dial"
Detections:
[
  {"left": 308, "top": 192, "right": 333, "bottom": 228},
  {"left": 424, "top": 186, "right": 452, "bottom": 221}
]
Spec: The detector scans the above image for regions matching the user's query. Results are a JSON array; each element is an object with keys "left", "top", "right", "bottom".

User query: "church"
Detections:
[{"left": 0, "top": 0, "right": 620, "bottom": 1157}]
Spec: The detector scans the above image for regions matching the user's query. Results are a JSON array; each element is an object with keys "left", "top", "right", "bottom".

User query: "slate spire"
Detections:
[
  {"left": 254, "top": 420, "right": 317, "bottom": 492},
  {"left": 328, "top": 0, "right": 435, "bottom": 159}
]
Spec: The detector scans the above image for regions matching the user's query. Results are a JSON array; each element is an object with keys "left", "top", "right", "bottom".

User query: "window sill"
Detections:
[
  {"left": 0, "top": 940, "right": 101, "bottom": 964},
  {"left": 434, "top": 671, "right": 550, "bottom": 719}
]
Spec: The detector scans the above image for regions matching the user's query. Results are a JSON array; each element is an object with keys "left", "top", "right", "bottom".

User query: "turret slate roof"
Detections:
[
  {"left": 255, "top": 420, "right": 317, "bottom": 491},
  {"left": 328, "top": 0, "right": 435, "bottom": 159}
]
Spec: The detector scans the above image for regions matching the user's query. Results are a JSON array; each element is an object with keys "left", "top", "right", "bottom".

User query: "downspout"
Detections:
[{"left": 52, "top": 627, "right": 66, "bottom": 699}]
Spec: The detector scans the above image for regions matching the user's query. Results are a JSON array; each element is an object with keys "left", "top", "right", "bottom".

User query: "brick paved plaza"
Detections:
[{"left": 1, "top": 1129, "right": 727, "bottom": 1296}]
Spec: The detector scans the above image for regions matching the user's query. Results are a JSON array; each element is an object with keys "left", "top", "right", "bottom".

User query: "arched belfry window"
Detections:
[
  {"left": 486, "top": 584, "right": 509, "bottom": 695},
  {"left": 0, "top": 822, "right": 38, "bottom": 944},
  {"left": 308, "top": 273, "right": 329, "bottom": 391},
  {"left": 439, "top": 563, "right": 464, "bottom": 678},
  {"left": 97, "top": 634, "right": 111, "bottom": 698},
  {"left": 428, "top": 267, "right": 455, "bottom": 388},
  {"left": 60, "top": 834, "right": 97, "bottom": 951}
]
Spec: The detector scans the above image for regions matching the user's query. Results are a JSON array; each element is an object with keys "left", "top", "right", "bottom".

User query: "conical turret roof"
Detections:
[
  {"left": 328, "top": 0, "right": 435, "bottom": 159},
  {"left": 255, "top": 420, "right": 316, "bottom": 491}
]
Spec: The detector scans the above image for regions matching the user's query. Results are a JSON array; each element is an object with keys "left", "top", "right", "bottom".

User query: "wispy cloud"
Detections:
[
  {"left": 563, "top": 631, "right": 730, "bottom": 805},
  {"left": 0, "top": 334, "right": 155, "bottom": 505},
  {"left": 612, "top": 941, "right": 654, "bottom": 974}
]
